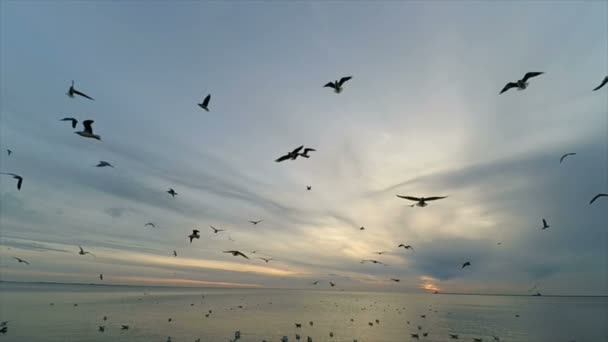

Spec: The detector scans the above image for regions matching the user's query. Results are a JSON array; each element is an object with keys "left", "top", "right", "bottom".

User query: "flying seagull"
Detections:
[
  {"left": 144, "top": 222, "right": 156, "bottom": 228},
  {"left": 593, "top": 76, "right": 608, "bottom": 91},
  {"left": 0, "top": 173, "right": 23, "bottom": 190},
  {"left": 75, "top": 120, "right": 101, "bottom": 140},
  {"left": 411, "top": 334, "right": 419, "bottom": 340},
  {"left": 99, "top": 274, "right": 103, "bottom": 280},
  {"left": 121, "top": 325, "right": 129, "bottom": 330},
  {"left": 541, "top": 218, "right": 550, "bottom": 230},
  {"left": 13, "top": 257, "right": 30, "bottom": 265},
  {"left": 167, "top": 188, "right": 177, "bottom": 197},
  {"left": 299, "top": 148, "right": 316, "bottom": 158},
  {"left": 67, "top": 80, "right": 94, "bottom": 100},
  {"left": 390, "top": 278, "right": 400, "bottom": 282},
  {"left": 249, "top": 220, "right": 263, "bottom": 225},
  {"left": 60, "top": 117, "right": 78, "bottom": 129},
  {"left": 499, "top": 72, "right": 544, "bottom": 94},
  {"left": 329, "top": 281, "right": 335, "bottom": 287},
  {"left": 361, "top": 259, "right": 387, "bottom": 265},
  {"left": 306, "top": 186, "right": 312, "bottom": 191},
  {"left": 198, "top": 94, "right": 211, "bottom": 111},
  {"left": 449, "top": 334, "right": 459, "bottom": 339},
  {"left": 398, "top": 244, "right": 414, "bottom": 251},
  {"left": 560, "top": 153, "right": 576, "bottom": 163},
  {"left": 374, "top": 251, "right": 387, "bottom": 255},
  {"left": 462, "top": 261, "right": 471, "bottom": 269},
  {"left": 173, "top": 250, "right": 177, "bottom": 257},
  {"left": 210, "top": 225, "right": 225, "bottom": 234},
  {"left": 6, "top": 149, "right": 11, "bottom": 156},
  {"left": 312, "top": 280, "right": 320, "bottom": 285},
  {"left": 359, "top": 226, "right": 365, "bottom": 231},
  {"left": 258, "top": 257, "right": 273, "bottom": 263},
  {"left": 223, "top": 250, "right": 249, "bottom": 259},
  {"left": 396, "top": 195, "right": 447, "bottom": 207},
  {"left": 590, "top": 193, "right": 608, "bottom": 205},
  {"left": 96, "top": 161, "right": 114, "bottom": 168},
  {"left": 275, "top": 145, "right": 304, "bottom": 162},
  {"left": 324, "top": 76, "right": 352, "bottom": 94},
  {"left": 78, "top": 246, "right": 94, "bottom": 256},
  {"left": 188, "top": 229, "right": 201, "bottom": 243}
]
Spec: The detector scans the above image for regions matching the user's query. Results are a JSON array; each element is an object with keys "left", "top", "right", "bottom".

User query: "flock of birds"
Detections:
[{"left": 1, "top": 70, "right": 607, "bottom": 342}]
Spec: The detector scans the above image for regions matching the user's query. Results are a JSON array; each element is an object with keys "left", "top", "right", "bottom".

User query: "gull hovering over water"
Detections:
[
  {"left": 462, "top": 261, "right": 471, "bottom": 269},
  {"left": 13, "top": 257, "right": 30, "bottom": 265},
  {"left": 96, "top": 161, "right": 114, "bottom": 168},
  {"left": 198, "top": 94, "right": 211, "bottom": 111},
  {"left": 396, "top": 195, "right": 447, "bottom": 207},
  {"left": 541, "top": 218, "right": 550, "bottom": 230},
  {"left": 249, "top": 220, "right": 262, "bottom": 225},
  {"left": 67, "top": 80, "right": 94, "bottom": 100},
  {"left": 593, "top": 76, "right": 608, "bottom": 91},
  {"left": 1, "top": 173, "right": 23, "bottom": 190},
  {"left": 188, "top": 230, "right": 201, "bottom": 243},
  {"left": 324, "top": 76, "right": 352, "bottom": 94},
  {"left": 398, "top": 244, "right": 414, "bottom": 251},
  {"left": 223, "top": 250, "right": 249, "bottom": 259},
  {"left": 75, "top": 120, "right": 101, "bottom": 140},
  {"left": 60, "top": 117, "right": 78, "bottom": 128},
  {"left": 560, "top": 153, "right": 576, "bottom": 163},
  {"left": 590, "top": 193, "right": 608, "bottom": 205},
  {"left": 275, "top": 145, "right": 304, "bottom": 162},
  {"left": 499, "top": 72, "right": 544, "bottom": 94},
  {"left": 210, "top": 225, "right": 225, "bottom": 234},
  {"left": 167, "top": 188, "right": 177, "bottom": 197}
]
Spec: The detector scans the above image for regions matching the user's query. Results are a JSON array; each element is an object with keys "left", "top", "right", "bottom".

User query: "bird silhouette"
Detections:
[
  {"left": 67, "top": 80, "right": 94, "bottom": 100},
  {"left": 210, "top": 225, "right": 225, "bottom": 234},
  {"left": 198, "top": 94, "right": 211, "bottom": 111},
  {"left": 396, "top": 195, "right": 447, "bottom": 207},
  {"left": 275, "top": 145, "right": 304, "bottom": 162},
  {"left": 167, "top": 188, "right": 177, "bottom": 197},
  {"left": 541, "top": 218, "right": 550, "bottom": 230},
  {"left": 223, "top": 250, "right": 249, "bottom": 259},
  {"left": 499, "top": 72, "right": 544, "bottom": 94},
  {"left": 592, "top": 76, "right": 608, "bottom": 91},
  {"left": 13, "top": 257, "right": 30, "bottom": 265},
  {"left": 60, "top": 117, "right": 78, "bottom": 128},
  {"left": 0, "top": 173, "right": 23, "bottom": 190},
  {"left": 324, "top": 76, "right": 352, "bottom": 93},
  {"left": 462, "top": 262, "right": 471, "bottom": 269},
  {"left": 590, "top": 193, "right": 607, "bottom": 205},
  {"left": 398, "top": 244, "right": 414, "bottom": 251},
  {"left": 75, "top": 120, "right": 101, "bottom": 140},
  {"left": 559, "top": 153, "right": 576, "bottom": 163},
  {"left": 96, "top": 161, "right": 114, "bottom": 168},
  {"left": 188, "top": 230, "right": 200, "bottom": 243}
]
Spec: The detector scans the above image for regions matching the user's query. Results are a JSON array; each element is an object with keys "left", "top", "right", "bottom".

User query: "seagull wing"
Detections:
[
  {"left": 590, "top": 193, "right": 608, "bottom": 204},
  {"left": 324, "top": 82, "right": 337, "bottom": 89},
  {"left": 592, "top": 76, "right": 608, "bottom": 91},
  {"left": 291, "top": 145, "right": 304, "bottom": 154},
  {"left": 424, "top": 196, "right": 448, "bottom": 201},
  {"left": 15, "top": 176, "right": 23, "bottom": 190},
  {"left": 202, "top": 94, "right": 211, "bottom": 107},
  {"left": 338, "top": 76, "right": 352, "bottom": 86},
  {"left": 560, "top": 153, "right": 576, "bottom": 163},
  {"left": 236, "top": 251, "right": 249, "bottom": 259},
  {"left": 522, "top": 72, "right": 544, "bottom": 82},
  {"left": 542, "top": 218, "right": 548, "bottom": 226},
  {"left": 61, "top": 118, "right": 78, "bottom": 128},
  {"left": 72, "top": 89, "right": 94, "bottom": 100},
  {"left": 82, "top": 120, "right": 95, "bottom": 134},
  {"left": 303, "top": 148, "right": 316, "bottom": 153},
  {"left": 396, "top": 195, "right": 421, "bottom": 202},
  {"left": 275, "top": 154, "right": 292, "bottom": 162},
  {"left": 500, "top": 82, "right": 519, "bottom": 94}
]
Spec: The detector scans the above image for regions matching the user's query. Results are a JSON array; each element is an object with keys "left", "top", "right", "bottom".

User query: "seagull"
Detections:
[
  {"left": 167, "top": 188, "right": 177, "bottom": 197},
  {"left": 60, "top": 117, "right": 78, "bottom": 129},
  {"left": 299, "top": 148, "right": 316, "bottom": 158},
  {"left": 590, "top": 193, "right": 608, "bottom": 205},
  {"left": 374, "top": 251, "right": 387, "bottom": 255},
  {"left": 324, "top": 76, "right": 352, "bottom": 94},
  {"left": 223, "top": 250, "right": 249, "bottom": 259},
  {"left": 390, "top": 278, "right": 400, "bottom": 282},
  {"left": 173, "top": 250, "right": 177, "bottom": 257},
  {"left": 359, "top": 226, "right": 365, "bottom": 230},
  {"left": 593, "top": 76, "right": 608, "bottom": 91},
  {"left": 306, "top": 186, "right": 312, "bottom": 191},
  {"left": 78, "top": 246, "right": 94, "bottom": 256},
  {"left": 499, "top": 72, "right": 544, "bottom": 94},
  {"left": 75, "top": 120, "right": 101, "bottom": 140},
  {"left": 449, "top": 334, "right": 459, "bottom": 339},
  {"left": 396, "top": 195, "right": 447, "bottom": 207},
  {"left": 295, "top": 323, "right": 302, "bottom": 328},
  {"left": 144, "top": 223, "right": 155, "bottom": 228},
  {"left": 210, "top": 225, "right": 225, "bottom": 234},
  {"left": 462, "top": 261, "right": 471, "bottom": 269},
  {"left": 98, "top": 326, "right": 105, "bottom": 332},
  {"left": 411, "top": 334, "right": 419, "bottom": 340},
  {"left": 67, "top": 80, "right": 94, "bottom": 100},
  {"left": 330, "top": 281, "right": 335, "bottom": 287},
  {"left": 99, "top": 274, "right": 103, "bottom": 280},
  {"left": 13, "top": 257, "right": 30, "bottom": 265},
  {"left": 258, "top": 257, "right": 273, "bottom": 263},
  {"left": 248, "top": 220, "right": 263, "bottom": 225},
  {"left": 121, "top": 325, "right": 129, "bottom": 330},
  {"left": 423, "top": 333, "right": 429, "bottom": 337},
  {"left": 361, "top": 259, "right": 387, "bottom": 265},
  {"left": 0, "top": 173, "right": 23, "bottom": 190},
  {"left": 0, "top": 326, "right": 6, "bottom": 334},
  {"left": 6, "top": 149, "right": 11, "bottom": 156},
  {"left": 275, "top": 145, "right": 304, "bottom": 162},
  {"left": 474, "top": 339, "right": 483, "bottom": 342},
  {"left": 188, "top": 229, "right": 200, "bottom": 243},
  {"left": 198, "top": 94, "right": 211, "bottom": 111},
  {"left": 560, "top": 153, "right": 576, "bottom": 163},
  {"left": 96, "top": 161, "right": 114, "bottom": 168},
  {"left": 398, "top": 244, "right": 414, "bottom": 251},
  {"left": 541, "top": 218, "right": 550, "bottom": 230},
  {"left": 312, "top": 280, "right": 320, "bottom": 285}
]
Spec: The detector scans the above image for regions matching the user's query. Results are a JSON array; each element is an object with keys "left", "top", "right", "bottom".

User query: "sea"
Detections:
[{"left": 0, "top": 282, "right": 606, "bottom": 342}]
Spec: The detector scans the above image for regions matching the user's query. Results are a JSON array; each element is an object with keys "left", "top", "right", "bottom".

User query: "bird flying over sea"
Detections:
[
  {"left": 258, "top": 257, "right": 273, "bottom": 263},
  {"left": 13, "top": 257, "right": 30, "bottom": 265},
  {"left": 99, "top": 274, "right": 103, "bottom": 280},
  {"left": 78, "top": 246, "right": 94, "bottom": 256},
  {"left": 499, "top": 72, "right": 544, "bottom": 94},
  {"left": 275, "top": 145, "right": 304, "bottom": 162},
  {"left": 60, "top": 117, "right": 78, "bottom": 129},
  {"left": 167, "top": 188, "right": 177, "bottom": 198},
  {"left": 462, "top": 261, "right": 471, "bottom": 269},
  {"left": 223, "top": 250, "right": 249, "bottom": 259},
  {"left": 306, "top": 186, "right": 311, "bottom": 191},
  {"left": 361, "top": 259, "right": 387, "bottom": 265},
  {"left": 75, "top": 120, "right": 101, "bottom": 140},
  {"left": 198, "top": 94, "right": 211, "bottom": 111},
  {"left": 210, "top": 225, "right": 225, "bottom": 234},
  {"left": 590, "top": 193, "right": 607, "bottom": 205},
  {"left": 173, "top": 250, "right": 177, "bottom": 257},
  {"left": 592, "top": 76, "right": 608, "bottom": 91},
  {"left": 67, "top": 80, "right": 94, "bottom": 100},
  {"left": 324, "top": 76, "right": 352, "bottom": 94},
  {"left": 188, "top": 230, "right": 201, "bottom": 243},
  {"left": 0, "top": 173, "right": 23, "bottom": 190},
  {"left": 541, "top": 218, "right": 550, "bottom": 230},
  {"left": 249, "top": 220, "right": 263, "bottom": 225},
  {"left": 390, "top": 278, "right": 400, "bottom": 282},
  {"left": 398, "top": 244, "right": 414, "bottom": 251},
  {"left": 145, "top": 223, "right": 155, "bottom": 228},
  {"left": 95, "top": 161, "right": 114, "bottom": 168},
  {"left": 396, "top": 195, "right": 447, "bottom": 207},
  {"left": 559, "top": 153, "right": 576, "bottom": 163}
]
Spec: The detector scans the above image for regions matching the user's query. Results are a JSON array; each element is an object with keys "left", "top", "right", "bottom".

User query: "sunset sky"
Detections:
[{"left": 1, "top": 1, "right": 607, "bottom": 295}]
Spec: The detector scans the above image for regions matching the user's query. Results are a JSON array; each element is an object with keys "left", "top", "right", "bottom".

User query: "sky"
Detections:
[{"left": 0, "top": 1, "right": 607, "bottom": 295}]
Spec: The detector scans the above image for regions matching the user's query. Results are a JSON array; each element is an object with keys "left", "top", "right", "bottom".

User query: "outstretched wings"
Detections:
[
  {"left": 522, "top": 72, "right": 544, "bottom": 82},
  {"left": 500, "top": 82, "right": 518, "bottom": 94},
  {"left": 424, "top": 196, "right": 448, "bottom": 201},
  {"left": 396, "top": 195, "right": 421, "bottom": 202},
  {"left": 590, "top": 193, "right": 608, "bottom": 205},
  {"left": 593, "top": 76, "right": 608, "bottom": 91},
  {"left": 338, "top": 76, "right": 352, "bottom": 86}
]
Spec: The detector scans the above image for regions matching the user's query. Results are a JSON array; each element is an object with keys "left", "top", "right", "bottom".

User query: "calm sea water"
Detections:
[{"left": 0, "top": 282, "right": 606, "bottom": 342}]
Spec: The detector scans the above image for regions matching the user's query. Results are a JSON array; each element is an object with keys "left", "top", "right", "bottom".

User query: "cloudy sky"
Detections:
[{"left": 1, "top": 1, "right": 606, "bottom": 295}]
